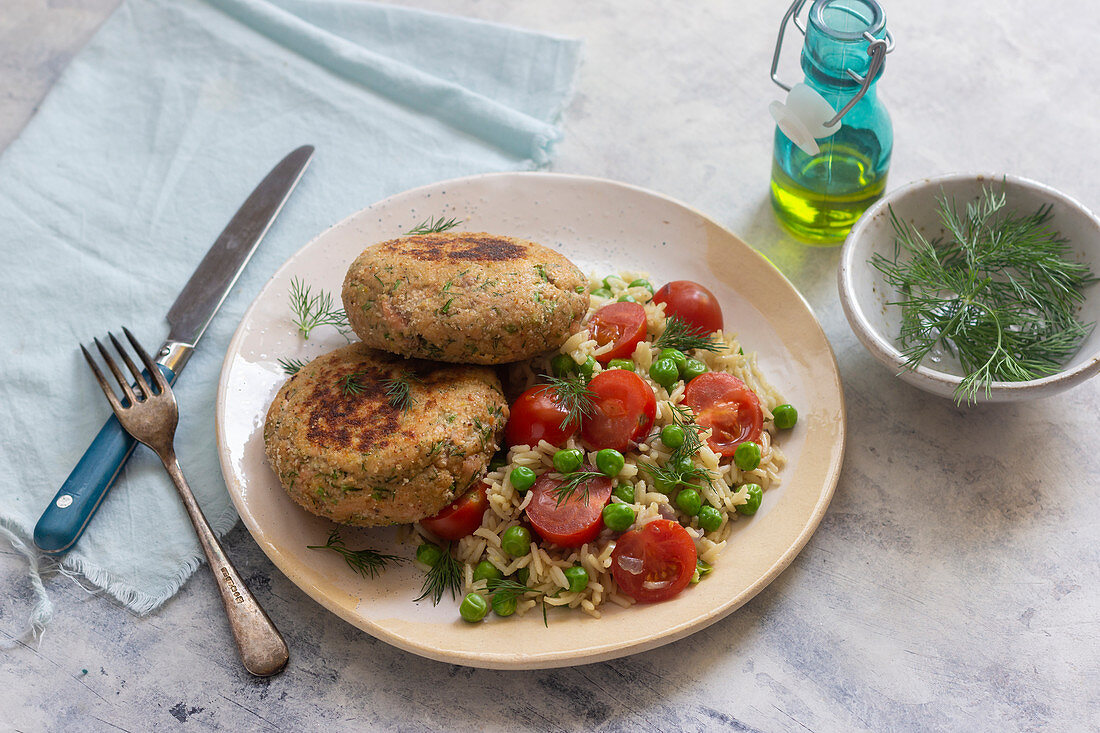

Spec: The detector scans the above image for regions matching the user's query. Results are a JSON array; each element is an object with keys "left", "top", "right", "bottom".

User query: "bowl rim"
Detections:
[{"left": 838, "top": 171, "right": 1100, "bottom": 396}]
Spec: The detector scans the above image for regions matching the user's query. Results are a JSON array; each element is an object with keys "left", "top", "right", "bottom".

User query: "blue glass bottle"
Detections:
[{"left": 770, "top": 0, "right": 893, "bottom": 244}]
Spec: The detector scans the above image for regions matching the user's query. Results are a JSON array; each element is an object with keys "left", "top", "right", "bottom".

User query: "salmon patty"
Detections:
[
  {"left": 263, "top": 343, "right": 508, "bottom": 526},
  {"left": 341, "top": 232, "right": 589, "bottom": 364}
]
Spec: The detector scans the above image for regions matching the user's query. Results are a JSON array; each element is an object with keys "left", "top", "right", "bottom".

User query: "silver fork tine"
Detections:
[
  {"left": 123, "top": 326, "right": 168, "bottom": 394},
  {"left": 94, "top": 337, "right": 138, "bottom": 407},
  {"left": 108, "top": 331, "right": 151, "bottom": 400},
  {"left": 81, "top": 344, "right": 124, "bottom": 414}
]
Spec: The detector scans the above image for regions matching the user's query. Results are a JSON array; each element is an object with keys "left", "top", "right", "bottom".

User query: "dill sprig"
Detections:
[
  {"left": 306, "top": 530, "right": 404, "bottom": 579},
  {"left": 486, "top": 577, "right": 548, "bottom": 627},
  {"left": 289, "top": 277, "right": 352, "bottom": 340},
  {"left": 278, "top": 357, "right": 308, "bottom": 376},
  {"left": 415, "top": 542, "right": 463, "bottom": 605},
  {"left": 654, "top": 315, "right": 724, "bottom": 353},
  {"left": 871, "top": 186, "right": 1095, "bottom": 403},
  {"left": 340, "top": 371, "right": 368, "bottom": 396},
  {"left": 641, "top": 404, "right": 715, "bottom": 492},
  {"left": 549, "top": 470, "right": 606, "bottom": 506},
  {"left": 406, "top": 216, "right": 462, "bottom": 236},
  {"left": 382, "top": 372, "right": 420, "bottom": 413},
  {"left": 537, "top": 374, "right": 597, "bottom": 431}
]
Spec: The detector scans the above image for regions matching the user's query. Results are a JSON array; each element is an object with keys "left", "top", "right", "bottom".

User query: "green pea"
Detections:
[
  {"left": 577, "top": 356, "right": 597, "bottom": 380},
  {"left": 612, "top": 482, "right": 635, "bottom": 504},
  {"left": 736, "top": 483, "right": 763, "bottom": 515},
  {"left": 473, "top": 560, "right": 503, "bottom": 584},
  {"left": 416, "top": 543, "right": 443, "bottom": 566},
  {"left": 617, "top": 294, "right": 637, "bottom": 303},
  {"left": 660, "top": 424, "right": 686, "bottom": 450},
  {"left": 676, "top": 488, "right": 703, "bottom": 516},
  {"left": 649, "top": 358, "right": 679, "bottom": 388},
  {"left": 607, "top": 358, "right": 635, "bottom": 371},
  {"left": 552, "top": 448, "right": 584, "bottom": 473},
  {"left": 628, "top": 278, "right": 655, "bottom": 294},
  {"left": 691, "top": 558, "right": 713, "bottom": 584},
  {"left": 602, "top": 275, "right": 625, "bottom": 291},
  {"left": 563, "top": 565, "right": 589, "bottom": 593},
  {"left": 459, "top": 592, "right": 488, "bottom": 622},
  {"left": 669, "top": 455, "right": 695, "bottom": 476},
  {"left": 515, "top": 567, "right": 530, "bottom": 585},
  {"left": 602, "top": 502, "right": 636, "bottom": 532},
  {"left": 491, "top": 592, "right": 517, "bottom": 617},
  {"left": 682, "top": 358, "right": 708, "bottom": 382},
  {"left": 590, "top": 287, "right": 614, "bottom": 299},
  {"left": 697, "top": 505, "right": 723, "bottom": 532},
  {"left": 501, "top": 525, "right": 532, "bottom": 556},
  {"left": 596, "top": 448, "right": 625, "bottom": 477},
  {"left": 510, "top": 466, "right": 537, "bottom": 493},
  {"left": 651, "top": 472, "right": 678, "bottom": 494},
  {"left": 659, "top": 348, "right": 688, "bottom": 372},
  {"left": 734, "top": 441, "right": 762, "bottom": 471},
  {"left": 551, "top": 353, "right": 575, "bottom": 378},
  {"left": 773, "top": 404, "right": 798, "bottom": 430}
]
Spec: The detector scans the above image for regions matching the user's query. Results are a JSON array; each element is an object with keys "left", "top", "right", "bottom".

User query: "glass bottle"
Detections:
[{"left": 769, "top": 0, "right": 894, "bottom": 245}]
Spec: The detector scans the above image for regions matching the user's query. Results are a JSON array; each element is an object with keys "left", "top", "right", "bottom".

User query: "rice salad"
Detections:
[{"left": 408, "top": 271, "right": 789, "bottom": 620}]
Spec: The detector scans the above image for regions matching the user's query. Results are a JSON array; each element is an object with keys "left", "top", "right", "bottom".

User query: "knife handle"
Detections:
[{"left": 34, "top": 363, "right": 177, "bottom": 555}]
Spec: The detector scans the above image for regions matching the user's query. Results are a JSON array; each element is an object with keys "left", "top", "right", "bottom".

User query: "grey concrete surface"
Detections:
[{"left": 2, "top": 0, "right": 1098, "bottom": 730}]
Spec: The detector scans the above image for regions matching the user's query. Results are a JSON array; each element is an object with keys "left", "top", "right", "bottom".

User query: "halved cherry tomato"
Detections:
[
  {"left": 683, "top": 372, "right": 762, "bottom": 457},
  {"left": 581, "top": 370, "right": 656, "bottom": 452},
  {"left": 610, "top": 519, "right": 697, "bottom": 603},
  {"left": 525, "top": 469, "right": 613, "bottom": 547},
  {"left": 505, "top": 386, "right": 578, "bottom": 448},
  {"left": 420, "top": 481, "right": 489, "bottom": 541},
  {"left": 653, "top": 280, "right": 724, "bottom": 334},
  {"left": 588, "top": 302, "right": 647, "bottom": 364}
]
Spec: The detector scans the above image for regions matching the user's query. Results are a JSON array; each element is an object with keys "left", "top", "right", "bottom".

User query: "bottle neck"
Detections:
[{"left": 800, "top": 0, "right": 887, "bottom": 91}]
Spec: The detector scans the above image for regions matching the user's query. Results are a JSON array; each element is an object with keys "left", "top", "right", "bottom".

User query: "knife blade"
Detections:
[{"left": 33, "top": 145, "right": 315, "bottom": 555}]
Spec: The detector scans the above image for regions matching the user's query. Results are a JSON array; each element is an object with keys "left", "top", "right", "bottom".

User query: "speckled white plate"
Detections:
[{"left": 215, "top": 172, "right": 845, "bottom": 670}]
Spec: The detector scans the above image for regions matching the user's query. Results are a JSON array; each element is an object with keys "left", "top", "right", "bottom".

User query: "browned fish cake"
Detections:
[
  {"left": 263, "top": 342, "right": 508, "bottom": 526},
  {"left": 341, "top": 232, "right": 589, "bottom": 364}
]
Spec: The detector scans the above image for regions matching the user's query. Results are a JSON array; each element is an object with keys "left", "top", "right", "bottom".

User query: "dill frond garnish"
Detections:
[
  {"left": 871, "top": 186, "right": 1095, "bottom": 404},
  {"left": 654, "top": 315, "right": 724, "bottom": 353},
  {"left": 549, "top": 470, "right": 606, "bottom": 506},
  {"left": 306, "top": 530, "right": 404, "bottom": 579},
  {"left": 537, "top": 374, "right": 597, "bottom": 431},
  {"left": 340, "top": 371, "right": 368, "bottom": 396},
  {"left": 415, "top": 542, "right": 463, "bottom": 605},
  {"left": 486, "top": 578, "right": 548, "bottom": 627},
  {"left": 642, "top": 403, "right": 716, "bottom": 492},
  {"left": 289, "top": 277, "right": 352, "bottom": 341},
  {"left": 382, "top": 372, "right": 420, "bottom": 413},
  {"left": 278, "top": 357, "right": 308, "bottom": 376},
  {"left": 406, "top": 216, "right": 462, "bottom": 236}
]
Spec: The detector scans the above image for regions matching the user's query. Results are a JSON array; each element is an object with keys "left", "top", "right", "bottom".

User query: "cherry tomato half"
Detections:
[
  {"left": 525, "top": 470, "right": 613, "bottom": 547},
  {"left": 610, "top": 519, "right": 697, "bottom": 603},
  {"left": 420, "top": 481, "right": 489, "bottom": 541},
  {"left": 588, "top": 302, "right": 647, "bottom": 364},
  {"left": 581, "top": 370, "right": 657, "bottom": 452},
  {"left": 683, "top": 372, "right": 763, "bottom": 457},
  {"left": 505, "top": 386, "right": 578, "bottom": 448},
  {"left": 653, "top": 280, "right": 724, "bottom": 334}
]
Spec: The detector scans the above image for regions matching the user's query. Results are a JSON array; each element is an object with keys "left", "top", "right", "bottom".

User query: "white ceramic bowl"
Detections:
[{"left": 839, "top": 173, "right": 1100, "bottom": 402}]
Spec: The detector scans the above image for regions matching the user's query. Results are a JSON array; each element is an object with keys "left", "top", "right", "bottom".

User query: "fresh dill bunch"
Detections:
[
  {"left": 289, "top": 277, "right": 352, "bottom": 340},
  {"left": 415, "top": 542, "right": 463, "bottom": 605},
  {"left": 278, "top": 357, "right": 308, "bottom": 376},
  {"left": 486, "top": 577, "right": 548, "bottom": 627},
  {"left": 654, "top": 315, "right": 723, "bottom": 353},
  {"left": 406, "top": 216, "right": 462, "bottom": 236},
  {"left": 306, "top": 530, "right": 404, "bottom": 579},
  {"left": 381, "top": 372, "right": 420, "bottom": 413},
  {"left": 871, "top": 186, "right": 1095, "bottom": 403},
  {"left": 537, "top": 374, "right": 597, "bottom": 431},
  {"left": 550, "top": 470, "right": 607, "bottom": 506}
]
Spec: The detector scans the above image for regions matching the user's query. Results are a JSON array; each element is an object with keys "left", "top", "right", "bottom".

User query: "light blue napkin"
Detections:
[{"left": 0, "top": 0, "right": 581, "bottom": 640}]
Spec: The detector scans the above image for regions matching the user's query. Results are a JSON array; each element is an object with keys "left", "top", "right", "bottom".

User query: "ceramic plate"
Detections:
[{"left": 216, "top": 172, "right": 845, "bottom": 670}]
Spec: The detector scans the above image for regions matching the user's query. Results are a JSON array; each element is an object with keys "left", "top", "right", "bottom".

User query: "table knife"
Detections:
[{"left": 33, "top": 145, "right": 315, "bottom": 555}]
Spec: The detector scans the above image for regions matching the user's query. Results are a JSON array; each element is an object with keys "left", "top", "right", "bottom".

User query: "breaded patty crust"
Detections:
[
  {"left": 263, "top": 343, "right": 508, "bottom": 526},
  {"left": 341, "top": 232, "right": 589, "bottom": 364}
]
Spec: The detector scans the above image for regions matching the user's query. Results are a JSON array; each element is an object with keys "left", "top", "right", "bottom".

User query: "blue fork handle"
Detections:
[{"left": 34, "top": 363, "right": 177, "bottom": 555}]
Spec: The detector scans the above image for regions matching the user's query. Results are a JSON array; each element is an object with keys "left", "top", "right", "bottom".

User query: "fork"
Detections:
[{"left": 82, "top": 328, "right": 289, "bottom": 677}]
